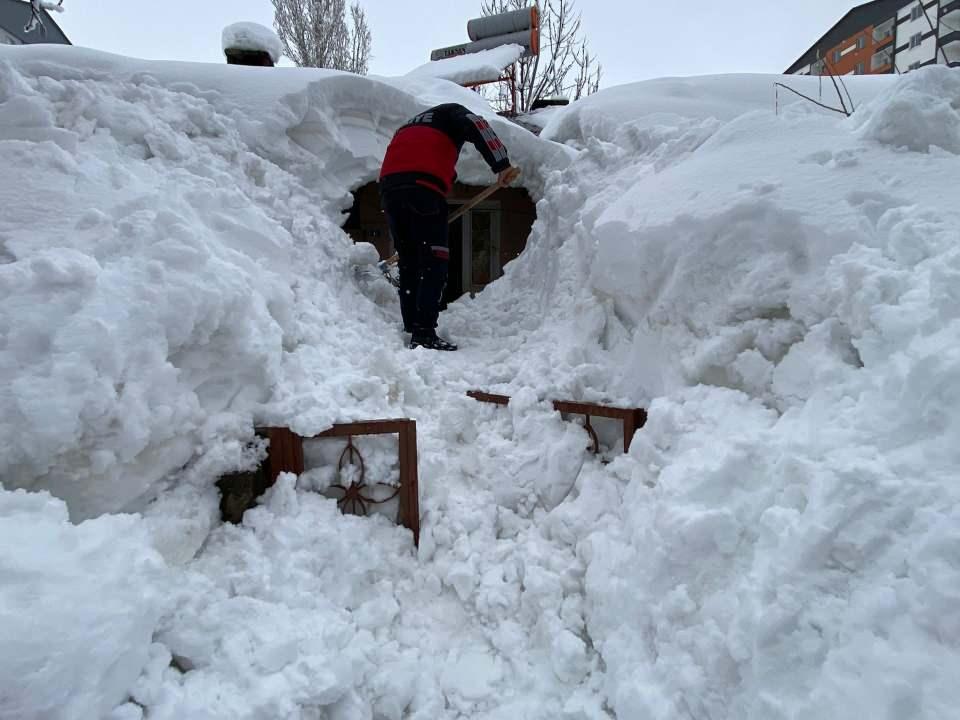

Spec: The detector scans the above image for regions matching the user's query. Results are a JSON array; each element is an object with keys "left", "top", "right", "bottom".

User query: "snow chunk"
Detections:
[
  {"left": 0, "top": 486, "right": 166, "bottom": 720},
  {"left": 222, "top": 22, "right": 283, "bottom": 64},
  {"left": 407, "top": 44, "right": 523, "bottom": 86},
  {"left": 851, "top": 65, "right": 960, "bottom": 154}
]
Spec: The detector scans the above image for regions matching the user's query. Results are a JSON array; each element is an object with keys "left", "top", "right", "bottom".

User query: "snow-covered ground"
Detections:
[{"left": 1, "top": 43, "right": 959, "bottom": 720}]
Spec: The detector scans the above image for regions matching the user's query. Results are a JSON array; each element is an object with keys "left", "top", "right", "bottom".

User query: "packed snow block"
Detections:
[
  {"left": 0, "top": 487, "right": 166, "bottom": 720},
  {"left": 850, "top": 65, "right": 960, "bottom": 154},
  {"left": 222, "top": 21, "right": 281, "bottom": 67}
]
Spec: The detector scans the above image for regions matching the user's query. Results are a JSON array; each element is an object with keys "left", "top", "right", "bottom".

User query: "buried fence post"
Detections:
[
  {"left": 265, "top": 426, "right": 305, "bottom": 485},
  {"left": 398, "top": 420, "right": 421, "bottom": 547}
]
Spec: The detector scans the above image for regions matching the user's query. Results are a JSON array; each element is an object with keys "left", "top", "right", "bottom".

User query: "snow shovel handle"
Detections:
[{"left": 448, "top": 167, "right": 522, "bottom": 224}]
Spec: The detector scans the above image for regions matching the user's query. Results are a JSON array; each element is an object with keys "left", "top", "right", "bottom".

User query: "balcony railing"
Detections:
[
  {"left": 940, "top": 10, "right": 960, "bottom": 39},
  {"left": 942, "top": 1, "right": 960, "bottom": 16},
  {"left": 873, "top": 19, "right": 895, "bottom": 44},
  {"left": 871, "top": 48, "right": 894, "bottom": 70}
]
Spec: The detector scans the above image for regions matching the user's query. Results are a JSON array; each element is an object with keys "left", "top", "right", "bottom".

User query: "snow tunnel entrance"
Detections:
[{"left": 344, "top": 181, "right": 537, "bottom": 302}]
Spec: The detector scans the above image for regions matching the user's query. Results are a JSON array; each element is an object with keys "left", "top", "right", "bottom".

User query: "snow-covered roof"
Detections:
[
  {"left": 406, "top": 43, "right": 523, "bottom": 86},
  {"left": 222, "top": 21, "right": 282, "bottom": 64}
]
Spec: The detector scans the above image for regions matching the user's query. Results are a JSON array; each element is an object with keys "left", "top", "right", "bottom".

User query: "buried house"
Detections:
[
  {"left": 344, "top": 177, "right": 537, "bottom": 303},
  {"left": 217, "top": 19, "right": 544, "bottom": 303},
  {"left": 345, "top": 11, "right": 543, "bottom": 303}
]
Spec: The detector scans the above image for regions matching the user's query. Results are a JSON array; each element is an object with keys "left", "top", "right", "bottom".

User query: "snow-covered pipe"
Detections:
[
  {"left": 467, "top": 6, "right": 538, "bottom": 42},
  {"left": 431, "top": 7, "right": 539, "bottom": 62}
]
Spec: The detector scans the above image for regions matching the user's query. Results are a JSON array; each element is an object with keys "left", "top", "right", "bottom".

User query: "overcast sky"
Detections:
[{"left": 55, "top": 1, "right": 865, "bottom": 86}]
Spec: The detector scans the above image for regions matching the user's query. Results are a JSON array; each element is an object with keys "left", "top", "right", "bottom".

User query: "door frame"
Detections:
[{"left": 447, "top": 199, "right": 502, "bottom": 297}]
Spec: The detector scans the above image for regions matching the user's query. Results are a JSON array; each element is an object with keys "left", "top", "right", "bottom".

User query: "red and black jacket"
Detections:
[{"left": 380, "top": 103, "right": 511, "bottom": 196}]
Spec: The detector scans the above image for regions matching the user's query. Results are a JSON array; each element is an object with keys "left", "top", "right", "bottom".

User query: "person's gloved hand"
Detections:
[{"left": 497, "top": 166, "right": 521, "bottom": 187}]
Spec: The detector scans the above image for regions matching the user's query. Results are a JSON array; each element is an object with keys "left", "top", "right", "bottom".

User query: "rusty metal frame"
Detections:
[
  {"left": 258, "top": 422, "right": 420, "bottom": 546},
  {"left": 466, "top": 391, "right": 647, "bottom": 454},
  {"left": 465, "top": 64, "right": 519, "bottom": 116}
]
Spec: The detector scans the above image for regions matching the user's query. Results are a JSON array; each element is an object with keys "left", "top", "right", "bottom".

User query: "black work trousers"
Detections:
[{"left": 380, "top": 184, "right": 450, "bottom": 335}]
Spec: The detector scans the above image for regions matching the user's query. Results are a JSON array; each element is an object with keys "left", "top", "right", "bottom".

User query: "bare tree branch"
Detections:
[
  {"left": 479, "top": 0, "right": 600, "bottom": 113},
  {"left": 348, "top": 4, "right": 372, "bottom": 75},
  {"left": 272, "top": 0, "right": 372, "bottom": 73}
]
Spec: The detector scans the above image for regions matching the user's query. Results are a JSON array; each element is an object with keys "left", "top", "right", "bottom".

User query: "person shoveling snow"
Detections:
[{"left": 379, "top": 103, "right": 520, "bottom": 351}]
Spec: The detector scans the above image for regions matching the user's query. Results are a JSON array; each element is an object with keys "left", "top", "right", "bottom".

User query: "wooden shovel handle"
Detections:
[{"left": 448, "top": 167, "right": 522, "bottom": 223}]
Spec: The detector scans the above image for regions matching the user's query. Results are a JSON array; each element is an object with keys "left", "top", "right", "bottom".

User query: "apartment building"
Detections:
[
  {"left": 786, "top": 0, "right": 960, "bottom": 76},
  {"left": 0, "top": 0, "right": 70, "bottom": 45},
  {"left": 897, "top": 0, "right": 960, "bottom": 70}
]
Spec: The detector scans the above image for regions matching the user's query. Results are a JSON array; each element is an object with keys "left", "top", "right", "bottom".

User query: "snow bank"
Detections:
[
  {"left": 0, "top": 45, "right": 555, "bottom": 521},
  {"left": 542, "top": 72, "right": 893, "bottom": 148},
  {"left": 851, "top": 65, "right": 960, "bottom": 154},
  {"left": 0, "top": 45, "right": 568, "bottom": 717},
  {"left": 222, "top": 21, "right": 283, "bottom": 63},
  {"left": 0, "top": 486, "right": 166, "bottom": 720},
  {"left": 407, "top": 44, "right": 523, "bottom": 86},
  {"left": 449, "top": 66, "right": 960, "bottom": 718}
]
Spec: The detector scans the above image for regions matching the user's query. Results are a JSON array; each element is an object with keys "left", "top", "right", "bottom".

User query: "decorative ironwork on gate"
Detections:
[
  {"left": 324, "top": 435, "right": 402, "bottom": 519},
  {"left": 256, "top": 421, "right": 421, "bottom": 546}
]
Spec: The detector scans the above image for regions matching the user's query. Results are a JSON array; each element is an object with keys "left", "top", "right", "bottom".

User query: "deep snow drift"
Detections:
[{"left": 1, "top": 42, "right": 959, "bottom": 720}]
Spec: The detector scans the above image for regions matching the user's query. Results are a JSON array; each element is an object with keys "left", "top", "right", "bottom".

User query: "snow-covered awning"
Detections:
[{"left": 405, "top": 44, "right": 523, "bottom": 86}]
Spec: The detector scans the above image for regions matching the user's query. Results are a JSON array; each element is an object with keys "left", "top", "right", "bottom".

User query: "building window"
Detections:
[
  {"left": 871, "top": 48, "right": 894, "bottom": 70},
  {"left": 874, "top": 19, "right": 895, "bottom": 43},
  {"left": 911, "top": 4, "right": 924, "bottom": 21},
  {"left": 855, "top": 62, "right": 865, "bottom": 74},
  {"left": 857, "top": 36, "right": 867, "bottom": 50},
  {"left": 833, "top": 49, "right": 842, "bottom": 63},
  {"left": 910, "top": 33, "right": 923, "bottom": 48}
]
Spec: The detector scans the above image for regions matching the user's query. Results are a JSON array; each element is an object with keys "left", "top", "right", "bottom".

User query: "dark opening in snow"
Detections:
[{"left": 344, "top": 181, "right": 537, "bottom": 301}]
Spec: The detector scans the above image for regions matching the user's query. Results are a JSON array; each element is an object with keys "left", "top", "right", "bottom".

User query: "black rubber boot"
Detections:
[{"left": 410, "top": 332, "right": 458, "bottom": 351}]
